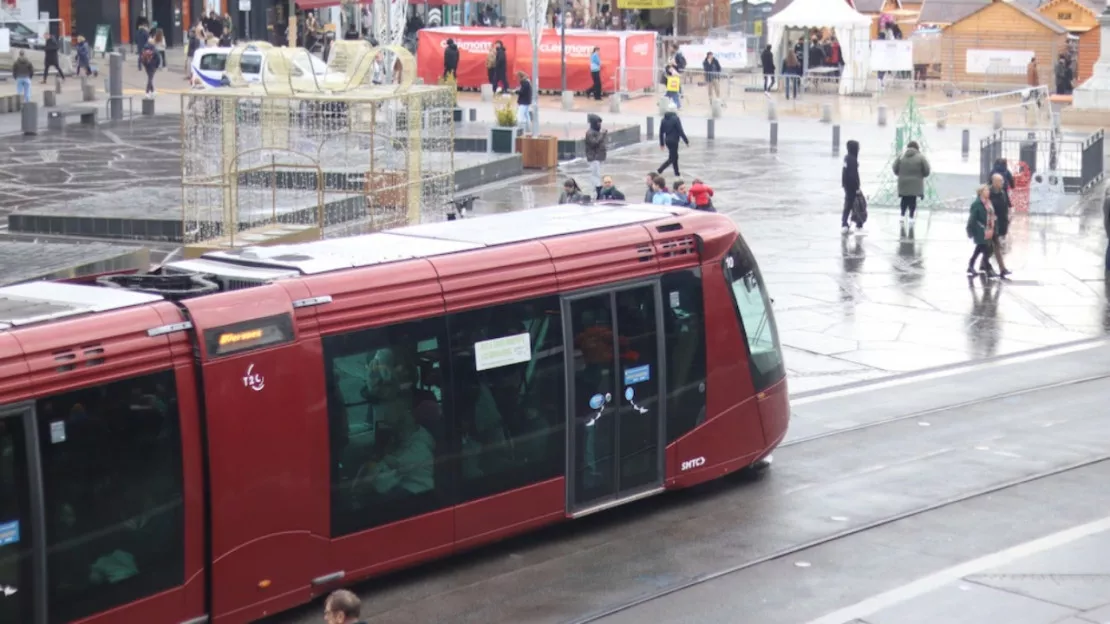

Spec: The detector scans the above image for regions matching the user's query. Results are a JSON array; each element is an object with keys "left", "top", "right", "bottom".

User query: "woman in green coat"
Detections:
[
  {"left": 966, "top": 184, "right": 997, "bottom": 277},
  {"left": 893, "top": 140, "right": 931, "bottom": 223}
]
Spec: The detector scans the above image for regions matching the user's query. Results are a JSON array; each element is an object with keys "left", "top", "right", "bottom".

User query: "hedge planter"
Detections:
[{"left": 489, "top": 126, "right": 518, "bottom": 154}]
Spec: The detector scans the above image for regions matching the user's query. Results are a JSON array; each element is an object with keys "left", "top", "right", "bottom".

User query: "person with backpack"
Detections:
[
  {"left": 140, "top": 40, "right": 161, "bottom": 96},
  {"left": 135, "top": 24, "right": 150, "bottom": 70},
  {"left": 841, "top": 139, "right": 863, "bottom": 232}
]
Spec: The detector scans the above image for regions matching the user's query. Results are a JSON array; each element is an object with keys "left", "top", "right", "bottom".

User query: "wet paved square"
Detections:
[{"left": 470, "top": 139, "right": 1110, "bottom": 394}]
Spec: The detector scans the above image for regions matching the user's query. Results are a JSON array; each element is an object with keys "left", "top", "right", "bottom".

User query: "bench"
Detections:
[{"left": 46, "top": 106, "right": 98, "bottom": 130}]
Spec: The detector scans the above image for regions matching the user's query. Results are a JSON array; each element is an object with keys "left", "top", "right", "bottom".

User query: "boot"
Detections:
[{"left": 596, "top": 186, "right": 602, "bottom": 199}]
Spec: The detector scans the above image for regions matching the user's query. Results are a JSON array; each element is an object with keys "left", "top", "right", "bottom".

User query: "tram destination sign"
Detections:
[{"left": 204, "top": 313, "right": 294, "bottom": 358}]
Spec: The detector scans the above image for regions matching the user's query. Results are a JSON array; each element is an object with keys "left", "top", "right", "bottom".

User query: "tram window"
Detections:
[
  {"left": 724, "top": 238, "right": 785, "bottom": 391},
  {"left": 448, "top": 297, "right": 565, "bottom": 502},
  {"left": 661, "top": 270, "right": 708, "bottom": 443},
  {"left": 323, "top": 317, "right": 451, "bottom": 537},
  {"left": 35, "top": 371, "right": 184, "bottom": 624},
  {"left": 0, "top": 417, "right": 33, "bottom": 624}
]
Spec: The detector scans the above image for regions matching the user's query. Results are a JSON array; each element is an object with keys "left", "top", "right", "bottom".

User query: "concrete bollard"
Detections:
[
  {"left": 141, "top": 98, "right": 155, "bottom": 115},
  {"left": 609, "top": 93, "right": 621, "bottom": 113},
  {"left": 108, "top": 53, "right": 123, "bottom": 121},
  {"left": 21, "top": 101, "right": 36, "bottom": 135},
  {"left": 468, "top": 108, "right": 476, "bottom": 122},
  {"left": 646, "top": 116, "right": 654, "bottom": 140},
  {"left": 936, "top": 110, "right": 947, "bottom": 129},
  {"left": 82, "top": 83, "right": 96, "bottom": 102},
  {"left": 767, "top": 100, "right": 777, "bottom": 121},
  {"left": 993, "top": 110, "right": 1003, "bottom": 130},
  {"left": 832, "top": 125, "right": 841, "bottom": 155},
  {"left": 0, "top": 98, "right": 9, "bottom": 114},
  {"left": 878, "top": 105, "right": 888, "bottom": 126},
  {"left": 54, "top": 76, "right": 62, "bottom": 94},
  {"left": 961, "top": 128, "right": 970, "bottom": 158},
  {"left": 43, "top": 90, "right": 56, "bottom": 108},
  {"left": 770, "top": 121, "right": 778, "bottom": 151},
  {"left": 707, "top": 118, "right": 715, "bottom": 140},
  {"left": 480, "top": 84, "right": 494, "bottom": 102},
  {"left": 711, "top": 98, "right": 722, "bottom": 119},
  {"left": 561, "top": 90, "right": 574, "bottom": 111},
  {"left": 820, "top": 103, "right": 832, "bottom": 123}
]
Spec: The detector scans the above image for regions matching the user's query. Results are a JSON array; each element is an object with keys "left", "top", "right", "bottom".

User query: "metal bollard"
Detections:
[
  {"left": 770, "top": 121, "right": 778, "bottom": 152},
  {"left": 21, "top": 101, "right": 37, "bottom": 135},
  {"left": 480, "top": 83, "right": 493, "bottom": 103},
  {"left": 961, "top": 129, "right": 970, "bottom": 158},
  {"left": 878, "top": 105, "right": 888, "bottom": 126},
  {"left": 43, "top": 90, "right": 56, "bottom": 108},
  {"left": 767, "top": 100, "right": 777, "bottom": 121},
  {"left": 710, "top": 98, "right": 722, "bottom": 119},
  {"left": 993, "top": 110, "right": 1003, "bottom": 130},
  {"left": 82, "top": 83, "right": 96, "bottom": 102},
  {"left": 936, "top": 110, "right": 947, "bottom": 129},
  {"left": 141, "top": 98, "right": 155, "bottom": 115},
  {"left": 54, "top": 76, "right": 62, "bottom": 94},
  {"left": 109, "top": 53, "right": 123, "bottom": 121},
  {"left": 561, "top": 90, "right": 574, "bottom": 111},
  {"left": 468, "top": 108, "right": 476, "bottom": 122},
  {"left": 707, "top": 118, "right": 715, "bottom": 140},
  {"left": 609, "top": 93, "right": 620, "bottom": 113},
  {"left": 646, "top": 116, "right": 654, "bottom": 140},
  {"left": 832, "top": 125, "right": 841, "bottom": 155},
  {"left": 820, "top": 103, "right": 832, "bottom": 123}
]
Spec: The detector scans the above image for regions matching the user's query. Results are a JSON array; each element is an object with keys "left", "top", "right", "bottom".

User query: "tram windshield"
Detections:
[{"left": 723, "top": 237, "right": 785, "bottom": 391}]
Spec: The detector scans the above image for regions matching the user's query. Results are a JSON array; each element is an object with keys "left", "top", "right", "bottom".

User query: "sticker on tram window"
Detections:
[
  {"left": 0, "top": 520, "right": 19, "bottom": 546},
  {"left": 669, "top": 290, "right": 681, "bottom": 309},
  {"left": 624, "top": 365, "right": 650, "bottom": 385},
  {"left": 589, "top": 394, "right": 605, "bottom": 410},
  {"left": 49, "top": 420, "right": 66, "bottom": 444},
  {"left": 474, "top": 332, "right": 532, "bottom": 371},
  {"left": 203, "top": 313, "right": 294, "bottom": 358}
]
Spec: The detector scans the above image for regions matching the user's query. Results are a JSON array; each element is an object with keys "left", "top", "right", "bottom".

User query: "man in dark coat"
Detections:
[
  {"left": 841, "top": 140, "right": 861, "bottom": 232},
  {"left": 42, "top": 34, "right": 63, "bottom": 83},
  {"left": 494, "top": 41, "right": 508, "bottom": 93},
  {"left": 657, "top": 105, "right": 689, "bottom": 176},
  {"left": 584, "top": 114, "right": 608, "bottom": 198},
  {"left": 443, "top": 38, "right": 459, "bottom": 79},
  {"left": 761, "top": 44, "right": 775, "bottom": 92}
]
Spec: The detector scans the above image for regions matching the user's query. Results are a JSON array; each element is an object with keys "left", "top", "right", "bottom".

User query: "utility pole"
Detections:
[
  {"left": 560, "top": 13, "right": 566, "bottom": 92},
  {"left": 288, "top": 0, "right": 297, "bottom": 46}
]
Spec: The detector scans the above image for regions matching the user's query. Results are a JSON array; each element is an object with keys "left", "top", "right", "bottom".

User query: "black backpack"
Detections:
[{"left": 850, "top": 191, "right": 868, "bottom": 226}]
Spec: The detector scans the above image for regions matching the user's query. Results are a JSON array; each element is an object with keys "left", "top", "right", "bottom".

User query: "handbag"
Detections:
[{"left": 851, "top": 190, "right": 868, "bottom": 226}]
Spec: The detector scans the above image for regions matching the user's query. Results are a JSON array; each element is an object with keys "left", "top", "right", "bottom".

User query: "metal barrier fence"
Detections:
[{"left": 979, "top": 128, "right": 1104, "bottom": 194}]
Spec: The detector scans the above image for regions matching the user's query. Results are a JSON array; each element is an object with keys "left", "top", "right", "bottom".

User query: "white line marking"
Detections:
[
  {"left": 804, "top": 514, "right": 1110, "bottom": 624},
  {"left": 792, "top": 341, "right": 1103, "bottom": 407}
]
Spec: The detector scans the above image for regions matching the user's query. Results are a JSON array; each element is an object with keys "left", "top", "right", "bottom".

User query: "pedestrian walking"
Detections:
[
  {"left": 841, "top": 139, "right": 862, "bottom": 232},
  {"left": 761, "top": 44, "right": 775, "bottom": 92},
  {"left": 153, "top": 28, "right": 167, "bottom": 71},
  {"left": 74, "top": 36, "right": 93, "bottom": 76},
  {"left": 1103, "top": 187, "right": 1110, "bottom": 273},
  {"left": 782, "top": 48, "right": 801, "bottom": 99},
  {"left": 893, "top": 140, "right": 930, "bottom": 223},
  {"left": 515, "top": 71, "right": 533, "bottom": 134},
  {"left": 703, "top": 51, "right": 722, "bottom": 101},
  {"left": 140, "top": 40, "right": 161, "bottom": 96},
  {"left": 135, "top": 24, "right": 150, "bottom": 70},
  {"left": 324, "top": 589, "right": 368, "bottom": 624},
  {"left": 967, "top": 184, "right": 998, "bottom": 277},
  {"left": 485, "top": 44, "right": 497, "bottom": 88},
  {"left": 12, "top": 50, "right": 33, "bottom": 103},
  {"left": 989, "top": 173, "right": 1012, "bottom": 278},
  {"left": 1023, "top": 56, "right": 1042, "bottom": 107},
  {"left": 584, "top": 114, "right": 608, "bottom": 198},
  {"left": 657, "top": 104, "right": 689, "bottom": 176},
  {"left": 443, "top": 38, "right": 459, "bottom": 79},
  {"left": 599, "top": 175, "right": 625, "bottom": 200},
  {"left": 663, "top": 64, "right": 681, "bottom": 109},
  {"left": 42, "top": 34, "right": 63, "bottom": 83},
  {"left": 589, "top": 46, "right": 603, "bottom": 100},
  {"left": 1056, "top": 53, "right": 1073, "bottom": 95},
  {"left": 494, "top": 41, "right": 509, "bottom": 93}
]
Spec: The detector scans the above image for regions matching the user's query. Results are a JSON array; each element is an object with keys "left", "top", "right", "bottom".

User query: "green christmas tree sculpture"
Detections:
[{"left": 870, "top": 96, "right": 941, "bottom": 208}]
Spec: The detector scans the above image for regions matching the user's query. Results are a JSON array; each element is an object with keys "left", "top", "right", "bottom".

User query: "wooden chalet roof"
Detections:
[{"left": 918, "top": 0, "right": 990, "bottom": 24}]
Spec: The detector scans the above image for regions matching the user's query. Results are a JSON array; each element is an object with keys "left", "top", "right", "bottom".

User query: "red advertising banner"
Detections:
[{"left": 417, "top": 27, "right": 656, "bottom": 93}]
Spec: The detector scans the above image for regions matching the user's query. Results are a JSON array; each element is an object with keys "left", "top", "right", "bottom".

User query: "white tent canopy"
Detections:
[{"left": 767, "top": 0, "right": 872, "bottom": 95}]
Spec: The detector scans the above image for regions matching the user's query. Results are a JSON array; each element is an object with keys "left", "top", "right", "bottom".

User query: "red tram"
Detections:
[{"left": 0, "top": 203, "right": 788, "bottom": 624}]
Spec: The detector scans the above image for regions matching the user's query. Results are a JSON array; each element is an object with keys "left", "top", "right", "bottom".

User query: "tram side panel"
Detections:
[{"left": 181, "top": 287, "right": 332, "bottom": 624}]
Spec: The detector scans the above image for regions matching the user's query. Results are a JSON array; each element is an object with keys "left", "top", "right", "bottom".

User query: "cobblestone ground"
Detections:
[{"left": 470, "top": 137, "right": 1110, "bottom": 394}]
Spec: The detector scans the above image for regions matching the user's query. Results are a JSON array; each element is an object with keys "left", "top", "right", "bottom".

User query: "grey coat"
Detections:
[{"left": 893, "top": 148, "right": 931, "bottom": 198}]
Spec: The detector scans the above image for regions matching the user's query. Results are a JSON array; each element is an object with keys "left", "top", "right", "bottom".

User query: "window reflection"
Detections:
[{"left": 725, "top": 238, "right": 785, "bottom": 391}]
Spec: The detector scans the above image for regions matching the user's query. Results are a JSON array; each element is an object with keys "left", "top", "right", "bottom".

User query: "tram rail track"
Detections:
[
  {"left": 570, "top": 374, "right": 1110, "bottom": 623},
  {"left": 781, "top": 370, "right": 1110, "bottom": 448}
]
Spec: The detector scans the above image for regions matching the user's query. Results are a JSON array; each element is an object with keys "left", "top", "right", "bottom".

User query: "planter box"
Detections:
[
  {"left": 453, "top": 107, "right": 463, "bottom": 122},
  {"left": 515, "top": 135, "right": 558, "bottom": 169},
  {"left": 489, "top": 126, "right": 518, "bottom": 154}
]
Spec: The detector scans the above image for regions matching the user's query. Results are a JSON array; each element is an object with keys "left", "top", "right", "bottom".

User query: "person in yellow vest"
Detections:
[{"left": 664, "top": 64, "right": 681, "bottom": 109}]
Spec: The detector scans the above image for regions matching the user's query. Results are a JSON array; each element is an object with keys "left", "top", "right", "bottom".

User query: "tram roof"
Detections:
[
  {"left": 0, "top": 281, "right": 163, "bottom": 329},
  {"left": 185, "top": 203, "right": 686, "bottom": 275}
]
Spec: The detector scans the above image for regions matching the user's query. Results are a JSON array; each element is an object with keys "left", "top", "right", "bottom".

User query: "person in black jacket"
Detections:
[
  {"left": 42, "top": 34, "right": 63, "bottom": 83},
  {"left": 703, "top": 52, "right": 722, "bottom": 101},
  {"left": 761, "top": 45, "right": 775, "bottom": 92},
  {"left": 516, "top": 71, "right": 532, "bottom": 133},
  {"left": 494, "top": 41, "right": 509, "bottom": 93},
  {"left": 841, "top": 139, "right": 861, "bottom": 232},
  {"left": 443, "top": 39, "right": 459, "bottom": 79},
  {"left": 657, "top": 107, "right": 689, "bottom": 176}
]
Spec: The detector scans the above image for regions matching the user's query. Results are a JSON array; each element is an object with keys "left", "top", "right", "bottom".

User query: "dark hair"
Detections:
[
  {"left": 326, "top": 590, "right": 361, "bottom": 618},
  {"left": 906, "top": 141, "right": 919, "bottom": 150}
]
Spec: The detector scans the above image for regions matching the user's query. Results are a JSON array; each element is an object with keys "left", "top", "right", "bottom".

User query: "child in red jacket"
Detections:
[{"left": 688, "top": 179, "right": 715, "bottom": 211}]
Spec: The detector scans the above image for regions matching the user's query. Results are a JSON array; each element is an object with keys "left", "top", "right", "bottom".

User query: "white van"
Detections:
[{"left": 191, "top": 46, "right": 330, "bottom": 88}]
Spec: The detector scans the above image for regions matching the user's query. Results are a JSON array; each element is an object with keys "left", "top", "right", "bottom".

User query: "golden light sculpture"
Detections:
[{"left": 180, "top": 43, "right": 454, "bottom": 258}]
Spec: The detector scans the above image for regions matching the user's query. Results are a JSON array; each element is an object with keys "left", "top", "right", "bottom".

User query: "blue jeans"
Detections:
[
  {"left": 666, "top": 91, "right": 680, "bottom": 109},
  {"left": 16, "top": 78, "right": 30, "bottom": 103},
  {"left": 517, "top": 104, "right": 531, "bottom": 134}
]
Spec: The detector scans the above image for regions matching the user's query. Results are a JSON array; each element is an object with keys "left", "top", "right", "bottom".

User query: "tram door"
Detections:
[
  {"left": 0, "top": 407, "right": 35, "bottom": 624},
  {"left": 564, "top": 282, "right": 666, "bottom": 514}
]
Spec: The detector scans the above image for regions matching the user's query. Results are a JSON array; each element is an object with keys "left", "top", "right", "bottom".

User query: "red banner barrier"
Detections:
[{"left": 416, "top": 27, "right": 656, "bottom": 93}]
